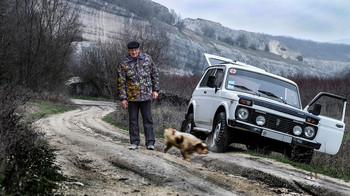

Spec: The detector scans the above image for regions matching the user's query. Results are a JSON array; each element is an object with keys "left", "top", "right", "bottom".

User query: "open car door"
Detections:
[{"left": 304, "top": 92, "right": 347, "bottom": 155}]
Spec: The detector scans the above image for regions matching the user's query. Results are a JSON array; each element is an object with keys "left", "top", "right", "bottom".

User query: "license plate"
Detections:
[{"left": 261, "top": 130, "right": 292, "bottom": 143}]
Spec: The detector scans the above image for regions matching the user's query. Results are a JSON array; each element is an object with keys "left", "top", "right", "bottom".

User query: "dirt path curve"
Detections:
[{"left": 34, "top": 99, "right": 350, "bottom": 196}]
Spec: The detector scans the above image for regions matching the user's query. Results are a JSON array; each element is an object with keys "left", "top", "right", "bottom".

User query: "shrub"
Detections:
[
  {"left": 159, "top": 73, "right": 201, "bottom": 99},
  {"left": 296, "top": 55, "right": 303, "bottom": 61},
  {"left": 0, "top": 85, "right": 65, "bottom": 195}
]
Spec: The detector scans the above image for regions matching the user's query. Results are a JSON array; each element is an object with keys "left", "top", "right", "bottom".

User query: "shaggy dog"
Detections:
[{"left": 164, "top": 128, "right": 208, "bottom": 162}]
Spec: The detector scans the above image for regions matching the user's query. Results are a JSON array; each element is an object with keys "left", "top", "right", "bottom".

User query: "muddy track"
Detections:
[{"left": 35, "top": 99, "right": 350, "bottom": 196}]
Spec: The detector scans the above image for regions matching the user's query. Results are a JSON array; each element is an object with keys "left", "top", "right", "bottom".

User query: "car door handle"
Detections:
[
  {"left": 336, "top": 124, "right": 344, "bottom": 128},
  {"left": 204, "top": 91, "right": 207, "bottom": 94}
]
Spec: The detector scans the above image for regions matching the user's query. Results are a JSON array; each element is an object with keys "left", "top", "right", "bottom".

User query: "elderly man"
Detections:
[{"left": 117, "top": 41, "right": 159, "bottom": 150}]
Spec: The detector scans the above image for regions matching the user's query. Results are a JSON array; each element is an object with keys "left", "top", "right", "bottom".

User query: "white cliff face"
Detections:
[
  {"left": 183, "top": 18, "right": 302, "bottom": 61},
  {"left": 268, "top": 40, "right": 302, "bottom": 60},
  {"left": 78, "top": 6, "right": 128, "bottom": 42},
  {"left": 65, "top": 0, "right": 349, "bottom": 77},
  {"left": 66, "top": 0, "right": 135, "bottom": 42}
]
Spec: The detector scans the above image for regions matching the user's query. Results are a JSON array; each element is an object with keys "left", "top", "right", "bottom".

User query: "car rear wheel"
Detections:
[
  {"left": 180, "top": 113, "right": 206, "bottom": 139},
  {"left": 206, "top": 112, "right": 230, "bottom": 153},
  {"left": 181, "top": 113, "right": 194, "bottom": 134}
]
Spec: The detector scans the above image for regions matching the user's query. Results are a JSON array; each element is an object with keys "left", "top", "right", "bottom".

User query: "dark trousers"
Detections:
[{"left": 128, "top": 100, "right": 155, "bottom": 146}]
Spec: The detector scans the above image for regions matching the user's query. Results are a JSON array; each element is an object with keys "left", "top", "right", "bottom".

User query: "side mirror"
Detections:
[
  {"left": 207, "top": 75, "right": 217, "bottom": 88},
  {"left": 310, "top": 103, "right": 322, "bottom": 116}
]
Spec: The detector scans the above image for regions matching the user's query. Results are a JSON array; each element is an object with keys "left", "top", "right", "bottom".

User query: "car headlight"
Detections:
[
  {"left": 256, "top": 115, "right": 265, "bottom": 126},
  {"left": 304, "top": 126, "right": 315, "bottom": 138},
  {"left": 237, "top": 108, "right": 249, "bottom": 120},
  {"left": 293, "top": 125, "right": 302, "bottom": 135}
]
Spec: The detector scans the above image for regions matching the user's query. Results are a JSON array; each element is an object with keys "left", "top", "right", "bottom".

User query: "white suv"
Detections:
[{"left": 181, "top": 54, "right": 347, "bottom": 164}]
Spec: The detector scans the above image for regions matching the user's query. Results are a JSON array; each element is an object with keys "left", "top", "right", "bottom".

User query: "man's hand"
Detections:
[
  {"left": 152, "top": 91, "right": 158, "bottom": 99},
  {"left": 121, "top": 100, "right": 128, "bottom": 110}
]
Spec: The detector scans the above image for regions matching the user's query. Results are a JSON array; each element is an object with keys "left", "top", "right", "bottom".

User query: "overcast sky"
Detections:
[{"left": 152, "top": 0, "right": 350, "bottom": 44}]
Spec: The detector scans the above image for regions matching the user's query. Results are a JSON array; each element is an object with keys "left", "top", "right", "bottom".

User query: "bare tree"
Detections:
[
  {"left": 0, "top": 1, "right": 81, "bottom": 192},
  {"left": 170, "top": 9, "right": 182, "bottom": 26},
  {"left": 1, "top": 0, "right": 80, "bottom": 92},
  {"left": 202, "top": 26, "right": 216, "bottom": 39},
  {"left": 76, "top": 20, "right": 171, "bottom": 98},
  {"left": 78, "top": 41, "right": 123, "bottom": 98},
  {"left": 235, "top": 34, "right": 249, "bottom": 49},
  {"left": 121, "top": 20, "right": 171, "bottom": 67}
]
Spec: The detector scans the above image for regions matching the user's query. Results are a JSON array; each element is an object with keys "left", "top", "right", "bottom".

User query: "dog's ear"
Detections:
[
  {"left": 175, "top": 135, "right": 184, "bottom": 144},
  {"left": 195, "top": 143, "right": 205, "bottom": 150},
  {"left": 195, "top": 143, "right": 208, "bottom": 153}
]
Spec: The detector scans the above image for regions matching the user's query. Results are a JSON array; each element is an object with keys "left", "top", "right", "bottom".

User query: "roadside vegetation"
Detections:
[
  {"left": 23, "top": 101, "right": 76, "bottom": 122},
  {"left": 0, "top": 0, "right": 80, "bottom": 195},
  {"left": 0, "top": 100, "right": 76, "bottom": 195}
]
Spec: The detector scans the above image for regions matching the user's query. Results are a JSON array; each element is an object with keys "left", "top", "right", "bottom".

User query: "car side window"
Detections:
[
  {"left": 215, "top": 69, "right": 224, "bottom": 88},
  {"left": 199, "top": 69, "right": 216, "bottom": 87}
]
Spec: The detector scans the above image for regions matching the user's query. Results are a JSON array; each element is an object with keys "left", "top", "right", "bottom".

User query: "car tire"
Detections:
[
  {"left": 286, "top": 146, "right": 314, "bottom": 164},
  {"left": 180, "top": 113, "right": 206, "bottom": 139},
  {"left": 206, "top": 112, "right": 230, "bottom": 153},
  {"left": 180, "top": 113, "right": 195, "bottom": 134}
]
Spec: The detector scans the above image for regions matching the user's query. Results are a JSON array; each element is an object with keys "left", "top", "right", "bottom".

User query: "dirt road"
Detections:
[{"left": 35, "top": 99, "right": 350, "bottom": 196}]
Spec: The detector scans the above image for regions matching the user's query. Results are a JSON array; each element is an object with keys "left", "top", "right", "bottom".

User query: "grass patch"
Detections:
[
  {"left": 24, "top": 101, "right": 76, "bottom": 122},
  {"left": 70, "top": 95, "right": 112, "bottom": 102},
  {"left": 345, "top": 130, "right": 350, "bottom": 137},
  {"left": 103, "top": 112, "right": 129, "bottom": 131}
]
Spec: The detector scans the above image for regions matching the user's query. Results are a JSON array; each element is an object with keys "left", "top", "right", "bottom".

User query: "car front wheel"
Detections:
[{"left": 206, "top": 112, "right": 230, "bottom": 152}]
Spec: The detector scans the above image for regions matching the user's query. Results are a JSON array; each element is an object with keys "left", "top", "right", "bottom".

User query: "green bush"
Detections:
[
  {"left": 0, "top": 86, "right": 68, "bottom": 195},
  {"left": 0, "top": 114, "right": 65, "bottom": 195}
]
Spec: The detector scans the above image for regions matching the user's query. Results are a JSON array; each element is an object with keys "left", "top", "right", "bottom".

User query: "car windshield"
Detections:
[{"left": 225, "top": 68, "right": 300, "bottom": 108}]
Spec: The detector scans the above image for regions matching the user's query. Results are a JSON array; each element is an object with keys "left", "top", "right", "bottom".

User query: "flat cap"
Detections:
[{"left": 127, "top": 41, "right": 140, "bottom": 49}]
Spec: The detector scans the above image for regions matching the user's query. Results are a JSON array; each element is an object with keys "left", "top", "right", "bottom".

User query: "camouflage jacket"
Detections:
[{"left": 117, "top": 53, "right": 159, "bottom": 102}]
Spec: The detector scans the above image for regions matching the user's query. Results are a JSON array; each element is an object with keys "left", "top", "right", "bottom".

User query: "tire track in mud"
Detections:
[
  {"left": 194, "top": 151, "right": 350, "bottom": 196},
  {"left": 35, "top": 99, "right": 350, "bottom": 196}
]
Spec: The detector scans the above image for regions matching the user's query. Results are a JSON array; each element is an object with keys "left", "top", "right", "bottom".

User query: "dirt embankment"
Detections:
[{"left": 34, "top": 99, "right": 350, "bottom": 196}]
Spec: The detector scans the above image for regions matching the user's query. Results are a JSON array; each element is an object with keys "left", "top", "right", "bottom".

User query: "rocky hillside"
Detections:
[{"left": 67, "top": 0, "right": 350, "bottom": 77}]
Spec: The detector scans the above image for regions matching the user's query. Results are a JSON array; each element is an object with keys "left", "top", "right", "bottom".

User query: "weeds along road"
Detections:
[{"left": 35, "top": 99, "right": 350, "bottom": 196}]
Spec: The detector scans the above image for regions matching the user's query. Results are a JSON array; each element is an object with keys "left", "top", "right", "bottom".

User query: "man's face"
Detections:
[{"left": 128, "top": 48, "right": 140, "bottom": 58}]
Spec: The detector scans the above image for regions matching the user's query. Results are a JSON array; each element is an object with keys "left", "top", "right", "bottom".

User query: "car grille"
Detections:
[{"left": 250, "top": 110, "right": 296, "bottom": 134}]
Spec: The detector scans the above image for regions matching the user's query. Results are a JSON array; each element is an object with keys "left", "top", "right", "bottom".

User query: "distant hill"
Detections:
[
  {"left": 266, "top": 35, "right": 350, "bottom": 61},
  {"left": 332, "top": 39, "right": 350, "bottom": 45}
]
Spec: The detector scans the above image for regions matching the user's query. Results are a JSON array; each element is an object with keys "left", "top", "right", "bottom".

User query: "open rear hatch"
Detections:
[{"left": 204, "top": 53, "right": 235, "bottom": 66}]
